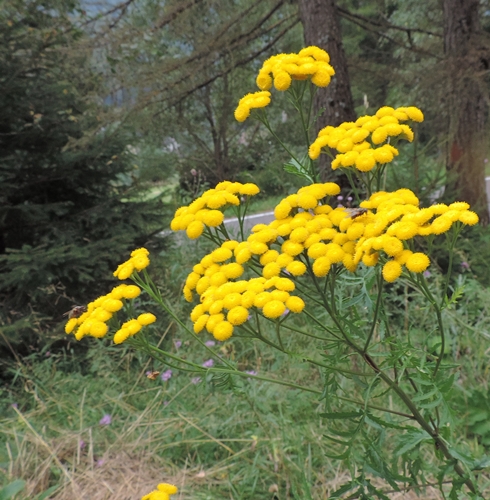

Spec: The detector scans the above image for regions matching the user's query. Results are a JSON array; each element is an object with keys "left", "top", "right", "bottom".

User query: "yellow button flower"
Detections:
[
  {"left": 406, "top": 253, "right": 430, "bottom": 273},
  {"left": 142, "top": 483, "right": 178, "bottom": 500},
  {"left": 262, "top": 300, "right": 286, "bottom": 318},
  {"left": 213, "top": 321, "right": 234, "bottom": 341},
  {"left": 138, "top": 313, "right": 157, "bottom": 326},
  {"left": 227, "top": 306, "right": 249, "bottom": 325},
  {"left": 382, "top": 261, "right": 403, "bottom": 282}
]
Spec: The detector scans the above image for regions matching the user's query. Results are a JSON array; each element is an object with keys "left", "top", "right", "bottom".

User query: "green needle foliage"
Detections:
[{"left": 0, "top": 0, "right": 166, "bottom": 356}]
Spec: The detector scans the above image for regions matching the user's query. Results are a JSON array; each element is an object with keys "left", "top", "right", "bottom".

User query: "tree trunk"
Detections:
[
  {"left": 298, "top": 0, "right": 356, "bottom": 182},
  {"left": 443, "top": 0, "right": 489, "bottom": 223}
]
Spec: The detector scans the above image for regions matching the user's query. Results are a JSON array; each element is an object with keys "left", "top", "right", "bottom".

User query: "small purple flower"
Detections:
[
  {"left": 96, "top": 458, "right": 105, "bottom": 467},
  {"left": 79, "top": 440, "right": 86, "bottom": 449},
  {"left": 174, "top": 340, "right": 182, "bottom": 349},
  {"left": 202, "top": 359, "right": 214, "bottom": 368},
  {"left": 99, "top": 414, "right": 112, "bottom": 426},
  {"left": 245, "top": 370, "right": 257, "bottom": 376},
  {"left": 163, "top": 400, "right": 169, "bottom": 406},
  {"left": 161, "top": 369, "right": 173, "bottom": 382},
  {"left": 347, "top": 196, "right": 353, "bottom": 202},
  {"left": 205, "top": 340, "right": 216, "bottom": 347},
  {"left": 45, "top": 351, "right": 51, "bottom": 357},
  {"left": 281, "top": 308, "right": 290, "bottom": 317},
  {"left": 337, "top": 195, "right": 344, "bottom": 201},
  {"left": 11, "top": 403, "right": 18, "bottom": 409},
  {"left": 461, "top": 261, "right": 470, "bottom": 270},
  {"left": 191, "top": 377, "right": 202, "bottom": 384},
  {"left": 190, "top": 168, "right": 197, "bottom": 176},
  {"left": 423, "top": 271, "right": 431, "bottom": 278}
]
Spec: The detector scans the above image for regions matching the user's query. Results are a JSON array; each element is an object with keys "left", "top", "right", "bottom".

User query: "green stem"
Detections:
[
  {"left": 363, "top": 270, "right": 383, "bottom": 352},
  {"left": 134, "top": 271, "right": 235, "bottom": 370}
]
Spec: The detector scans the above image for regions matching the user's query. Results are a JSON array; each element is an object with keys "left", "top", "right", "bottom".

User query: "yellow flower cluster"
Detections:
[
  {"left": 114, "top": 248, "right": 150, "bottom": 280},
  {"left": 182, "top": 183, "right": 479, "bottom": 333},
  {"left": 65, "top": 283, "right": 142, "bottom": 340},
  {"left": 234, "top": 91, "right": 271, "bottom": 122},
  {"left": 308, "top": 106, "right": 424, "bottom": 172},
  {"left": 234, "top": 46, "right": 335, "bottom": 122},
  {"left": 357, "top": 192, "right": 479, "bottom": 281},
  {"left": 142, "top": 483, "right": 178, "bottom": 500},
  {"left": 184, "top": 241, "right": 306, "bottom": 342},
  {"left": 65, "top": 249, "right": 157, "bottom": 343},
  {"left": 170, "top": 181, "right": 260, "bottom": 239},
  {"left": 183, "top": 183, "right": 343, "bottom": 340},
  {"left": 113, "top": 312, "right": 157, "bottom": 344},
  {"left": 257, "top": 46, "right": 335, "bottom": 92}
]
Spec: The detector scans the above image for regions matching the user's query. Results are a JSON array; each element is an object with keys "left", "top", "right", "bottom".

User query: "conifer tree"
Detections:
[{"left": 0, "top": 0, "right": 163, "bottom": 347}]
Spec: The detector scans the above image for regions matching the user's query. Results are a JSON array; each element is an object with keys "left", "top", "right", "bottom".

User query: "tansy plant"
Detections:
[{"left": 65, "top": 47, "right": 486, "bottom": 498}]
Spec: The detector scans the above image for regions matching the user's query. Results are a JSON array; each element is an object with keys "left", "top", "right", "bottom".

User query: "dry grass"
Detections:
[
  {"left": 3, "top": 337, "right": 490, "bottom": 499},
  {"left": 3, "top": 403, "right": 464, "bottom": 500}
]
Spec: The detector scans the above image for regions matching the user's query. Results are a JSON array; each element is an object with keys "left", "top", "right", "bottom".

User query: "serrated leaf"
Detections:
[
  {"left": 471, "top": 455, "right": 490, "bottom": 470},
  {"left": 330, "top": 480, "right": 359, "bottom": 497},
  {"left": 418, "top": 395, "right": 443, "bottom": 409},
  {"left": 365, "top": 413, "right": 408, "bottom": 431},
  {"left": 448, "top": 447, "right": 474, "bottom": 466},
  {"left": 283, "top": 157, "right": 314, "bottom": 182},
  {"left": 412, "top": 387, "right": 439, "bottom": 402},
  {"left": 394, "top": 429, "right": 432, "bottom": 457}
]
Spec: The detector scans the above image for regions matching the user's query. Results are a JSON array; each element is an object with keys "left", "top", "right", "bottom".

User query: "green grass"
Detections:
[{"left": 1, "top": 324, "right": 343, "bottom": 499}]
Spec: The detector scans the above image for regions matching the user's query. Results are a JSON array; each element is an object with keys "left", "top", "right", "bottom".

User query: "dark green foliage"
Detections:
[{"left": 0, "top": 0, "right": 166, "bottom": 357}]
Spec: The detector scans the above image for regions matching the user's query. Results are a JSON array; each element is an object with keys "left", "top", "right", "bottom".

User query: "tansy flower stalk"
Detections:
[
  {"left": 170, "top": 181, "right": 260, "bottom": 241},
  {"left": 308, "top": 105, "right": 424, "bottom": 195},
  {"left": 235, "top": 47, "right": 335, "bottom": 182},
  {"left": 180, "top": 183, "right": 479, "bottom": 343},
  {"left": 64, "top": 249, "right": 157, "bottom": 344}
]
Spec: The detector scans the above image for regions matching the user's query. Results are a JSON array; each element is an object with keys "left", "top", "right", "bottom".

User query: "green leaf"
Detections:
[
  {"left": 394, "top": 429, "right": 432, "bottom": 457},
  {"left": 471, "top": 455, "right": 490, "bottom": 470},
  {"left": 330, "top": 480, "right": 359, "bottom": 498},
  {"left": 283, "top": 157, "right": 314, "bottom": 183},
  {"left": 34, "top": 485, "right": 59, "bottom": 500},
  {"left": 365, "top": 413, "right": 408, "bottom": 431},
  {"left": 0, "top": 480, "right": 26, "bottom": 500}
]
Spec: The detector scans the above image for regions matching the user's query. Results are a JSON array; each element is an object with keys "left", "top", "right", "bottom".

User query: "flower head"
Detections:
[
  {"left": 141, "top": 483, "right": 178, "bottom": 500},
  {"left": 309, "top": 105, "right": 423, "bottom": 171},
  {"left": 235, "top": 47, "right": 335, "bottom": 122}
]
